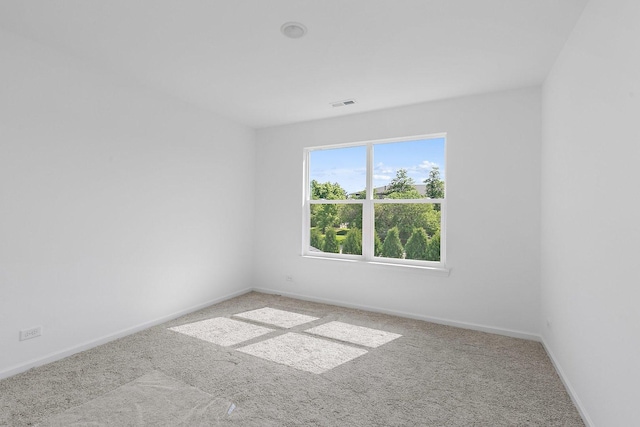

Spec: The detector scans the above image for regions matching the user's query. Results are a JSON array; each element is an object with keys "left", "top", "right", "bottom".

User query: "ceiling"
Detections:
[{"left": 0, "top": 1, "right": 588, "bottom": 129}]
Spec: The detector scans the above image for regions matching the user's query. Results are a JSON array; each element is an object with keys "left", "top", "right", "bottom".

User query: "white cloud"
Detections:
[
  {"left": 310, "top": 167, "right": 367, "bottom": 193},
  {"left": 374, "top": 162, "right": 394, "bottom": 174},
  {"left": 312, "top": 167, "right": 365, "bottom": 180},
  {"left": 373, "top": 174, "right": 391, "bottom": 180},
  {"left": 418, "top": 160, "right": 438, "bottom": 170}
]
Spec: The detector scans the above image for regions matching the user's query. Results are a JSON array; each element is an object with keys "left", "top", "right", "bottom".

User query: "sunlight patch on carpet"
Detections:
[
  {"left": 233, "top": 307, "right": 318, "bottom": 328},
  {"left": 305, "top": 321, "right": 402, "bottom": 348},
  {"left": 37, "top": 370, "right": 236, "bottom": 426},
  {"left": 236, "top": 332, "right": 367, "bottom": 374},
  {"left": 168, "top": 317, "right": 273, "bottom": 346}
]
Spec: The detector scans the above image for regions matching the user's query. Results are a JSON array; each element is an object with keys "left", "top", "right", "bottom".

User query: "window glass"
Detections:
[
  {"left": 373, "top": 138, "right": 445, "bottom": 199},
  {"left": 309, "top": 146, "right": 366, "bottom": 199},
  {"left": 374, "top": 203, "right": 441, "bottom": 261},
  {"left": 309, "top": 204, "right": 363, "bottom": 255},
  {"left": 305, "top": 135, "right": 446, "bottom": 267}
]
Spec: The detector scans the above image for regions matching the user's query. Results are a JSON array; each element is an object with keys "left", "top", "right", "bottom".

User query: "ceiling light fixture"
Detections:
[{"left": 281, "top": 22, "right": 307, "bottom": 39}]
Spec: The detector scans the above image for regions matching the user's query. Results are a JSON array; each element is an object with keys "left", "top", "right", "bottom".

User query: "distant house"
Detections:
[{"left": 350, "top": 184, "right": 427, "bottom": 199}]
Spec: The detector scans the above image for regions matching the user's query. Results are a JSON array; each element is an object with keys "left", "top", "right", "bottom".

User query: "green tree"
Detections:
[
  {"left": 425, "top": 231, "right": 441, "bottom": 261},
  {"left": 311, "top": 204, "right": 340, "bottom": 233},
  {"left": 386, "top": 186, "right": 423, "bottom": 200},
  {"left": 381, "top": 227, "right": 404, "bottom": 258},
  {"left": 374, "top": 232, "right": 383, "bottom": 256},
  {"left": 385, "top": 169, "right": 415, "bottom": 195},
  {"left": 310, "top": 228, "right": 324, "bottom": 250},
  {"left": 424, "top": 167, "right": 444, "bottom": 211},
  {"left": 323, "top": 228, "right": 340, "bottom": 253},
  {"left": 310, "top": 180, "right": 347, "bottom": 232},
  {"left": 404, "top": 228, "right": 429, "bottom": 260},
  {"left": 342, "top": 228, "right": 362, "bottom": 255},
  {"left": 310, "top": 180, "right": 347, "bottom": 200},
  {"left": 339, "top": 204, "right": 362, "bottom": 229},
  {"left": 374, "top": 168, "right": 428, "bottom": 243},
  {"left": 375, "top": 201, "right": 438, "bottom": 243},
  {"left": 423, "top": 205, "right": 441, "bottom": 237}
]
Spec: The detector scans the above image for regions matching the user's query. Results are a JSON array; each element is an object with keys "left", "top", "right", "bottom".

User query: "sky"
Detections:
[{"left": 309, "top": 137, "right": 445, "bottom": 194}]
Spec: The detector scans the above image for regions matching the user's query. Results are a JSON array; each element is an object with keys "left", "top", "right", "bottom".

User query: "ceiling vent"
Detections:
[{"left": 331, "top": 99, "right": 356, "bottom": 108}]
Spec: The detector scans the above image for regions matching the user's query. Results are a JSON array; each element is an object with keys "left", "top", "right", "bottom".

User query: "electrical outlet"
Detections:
[
  {"left": 285, "top": 275, "right": 293, "bottom": 282},
  {"left": 19, "top": 326, "right": 42, "bottom": 341}
]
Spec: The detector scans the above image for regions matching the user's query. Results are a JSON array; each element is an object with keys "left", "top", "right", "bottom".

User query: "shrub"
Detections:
[
  {"left": 374, "top": 232, "right": 383, "bottom": 256},
  {"left": 310, "top": 228, "right": 324, "bottom": 250},
  {"left": 342, "top": 228, "right": 362, "bottom": 255},
  {"left": 405, "top": 228, "right": 429, "bottom": 260},
  {"left": 425, "top": 232, "right": 441, "bottom": 261},
  {"left": 381, "top": 227, "right": 403, "bottom": 258},
  {"left": 323, "top": 228, "right": 340, "bottom": 253}
]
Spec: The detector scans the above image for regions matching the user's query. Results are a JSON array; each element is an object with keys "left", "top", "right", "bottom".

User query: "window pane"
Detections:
[
  {"left": 374, "top": 203, "right": 441, "bottom": 261},
  {"left": 310, "top": 203, "right": 363, "bottom": 255},
  {"left": 373, "top": 138, "right": 445, "bottom": 199},
  {"left": 309, "top": 146, "right": 366, "bottom": 199}
]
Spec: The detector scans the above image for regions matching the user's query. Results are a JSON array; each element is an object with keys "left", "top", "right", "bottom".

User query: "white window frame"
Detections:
[{"left": 302, "top": 133, "right": 447, "bottom": 272}]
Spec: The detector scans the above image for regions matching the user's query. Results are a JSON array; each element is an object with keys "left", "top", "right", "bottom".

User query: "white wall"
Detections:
[
  {"left": 0, "top": 30, "right": 255, "bottom": 377},
  {"left": 541, "top": 1, "right": 640, "bottom": 425},
  {"left": 254, "top": 87, "right": 541, "bottom": 338}
]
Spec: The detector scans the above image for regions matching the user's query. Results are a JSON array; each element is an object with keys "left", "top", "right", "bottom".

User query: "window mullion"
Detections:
[
  {"left": 302, "top": 149, "right": 310, "bottom": 254},
  {"left": 440, "top": 201, "right": 447, "bottom": 266},
  {"left": 362, "top": 143, "right": 374, "bottom": 260}
]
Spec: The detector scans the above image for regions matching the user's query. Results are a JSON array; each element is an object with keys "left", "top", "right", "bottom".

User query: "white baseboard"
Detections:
[
  {"left": 540, "top": 338, "right": 594, "bottom": 427},
  {"left": 251, "top": 286, "right": 540, "bottom": 341},
  {"left": 0, "top": 287, "right": 253, "bottom": 380}
]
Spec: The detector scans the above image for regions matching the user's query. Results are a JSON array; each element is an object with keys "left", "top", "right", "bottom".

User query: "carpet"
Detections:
[
  {"left": 36, "top": 370, "right": 235, "bottom": 426},
  {"left": 0, "top": 291, "right": 585, "bottom": 426}
]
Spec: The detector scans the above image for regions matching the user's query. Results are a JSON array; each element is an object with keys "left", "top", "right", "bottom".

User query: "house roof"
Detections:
[{"left": 350, "top": 184, "right": 427, "bottom": 198}]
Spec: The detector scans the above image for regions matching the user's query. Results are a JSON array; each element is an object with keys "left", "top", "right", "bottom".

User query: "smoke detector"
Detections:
[{"left": 281, "top": 22, "right": 307, "bottom": 39}]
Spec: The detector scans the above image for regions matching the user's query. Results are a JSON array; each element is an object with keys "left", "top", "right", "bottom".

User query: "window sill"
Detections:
[{"left": 301, "top": 255, "right": 450, "bottom": 277}]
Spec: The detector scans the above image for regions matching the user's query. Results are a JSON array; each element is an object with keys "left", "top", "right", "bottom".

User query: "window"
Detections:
[{"left": 303, "top": 134, "right": 446, "bottom": 269}]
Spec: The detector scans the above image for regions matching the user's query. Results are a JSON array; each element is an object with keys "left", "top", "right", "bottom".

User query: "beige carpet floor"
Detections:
[{"left": 0, "top": 292, "right": 584, "bottom": 426}]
